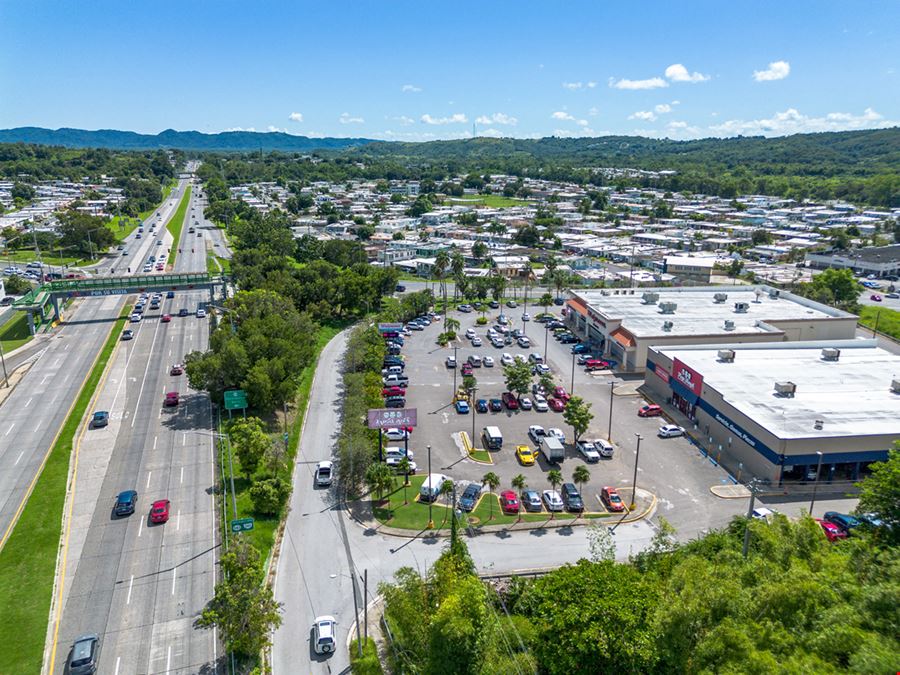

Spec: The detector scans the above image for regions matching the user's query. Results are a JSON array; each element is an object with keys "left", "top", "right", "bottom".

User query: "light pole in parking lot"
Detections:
[
  {"left": 808, "top": 451, "right": 824, "bottom": 516},
  {"left": 630, "top": 433, "right": 642, "bottom": 511},
  {"left": 427, "top": 444, "right": 434, "bottom": 529},
  {"left": 607, "top": 381, "right": 616, "bottom": 441},
  {"left": 570, "top": 351, "right": 576, "bottom": 395},
  {"left": 544, "top": 320, "right": 549, "bottom": 362},
  {"left": 468, "top": 386, "right": 477, "bottom": 447},
  {"left": 452, "top": 345, "right": 458, "bottom": 395}
]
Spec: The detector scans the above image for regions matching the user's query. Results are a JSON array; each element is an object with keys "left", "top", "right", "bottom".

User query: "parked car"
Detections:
[
  {"left": 92, "top": 410, "right": 109, "bottom": 428},
  {"left": 815, "top": 518, "right": 847, "bottom": 542},
  {"left": 584, "top": 359, "right": 610, "bottom": 371},
  {"left": 114, "top": 490, "right": 137, "bottom": 516},
  {"left": 528, "top": 425, "right": 547, "bottom": 444},
  {"left": 313, "top": 615, "right": 337, "bottom": 655},
  {"left": 552, "top": 386, "right": 571, "bottom": 402},
  {"left": 576, "top": 440, "right": 600, "bottom": 462},
  {"left": 533, "top": 394, "right": 549, "bottom": 412},
  {"left": 521, "top": 312, "right": 531, "bottom": 322},
  {"left": 385, "top": 396, "right": 406, "bottom": 408},
  {"left": 561, "top": 483, "right": 584, "bottom": 512},
  {"left": 499, "top": 490, "right": 520, "bottom": 514},
  {"left": 601, "top": 486, "right": 625, "bottom": 512},
  {"left": 518, "top": 396, "right": 533, "bottom": 410},
  {"left": 595, "top": 439, "right": 614, "bottom": 458},
  {"left": 445, "top": 355, "right": 457, "bottom": 368},
  {"left": 382, "top": 386, "right": 406, "bottom": 397},
  {"left": 521, "top": 489, "right": 542, "bottom": 512},
  {"left": 500, "top": 353, "right": 514, "bottom": 366},
  {"left": 315, "top": 460, "right": 334, "bottom": 487},
  {"left": 459, "top": 483, "right": 481, "bottom": 511},
  {"left": 501, "top": 392, "right": 519, "bottom": 410},
  {"left": 823, "top": 512, "right": 861, "bottom": 535},
  {"left": 455, "top": 399, "right": 470, "bottom": 414},
  {"left": 547, "top": 427, "right": 565, "bottom": 441},
  {"left": 461, "top": 363, "right": 473, "bottom": 376},
  {"left": 548, "top": 397, "right": 566, "bottom": 412},
  {"left": 658, "top": 424, "right": 684, "bottom": 438},
  {"left": 385, "top": 456, "right": 418, "bottom": 473},
  {"left": 483, "top": 356, "right": 495, "bottom": 367},
  {"left": 150, "top": 499, "right": 171, "bottom": 524},
  {"left": 475, "top": 398, "right": 489, "bottom": 413},
  {"left": 542, "top": 490, "right": 564, "bottom": 512},
  {"left": 516, "top": 336, "right": 531, "bottom": 348},
  {"left": 384, "top": 427, "right": 410, "bottom": 441},
  {"left": 489, "top": 398, "right": 503, "bottom": 412},
  {"left": 638, "top": 404, "right": 663, "bottom": 417},
  {"left": 515, "top": 444, "right": 536, "bottom": 466}
]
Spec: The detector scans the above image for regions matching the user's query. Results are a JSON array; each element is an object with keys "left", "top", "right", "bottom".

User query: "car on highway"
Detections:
[
  {"left": 315, "top": 460, "right": 334, "bottom": 487},
  {"left": 515, "top": 444, "right": 536, "bottom": 465},
  {"left": 68, "top": 634, "right": 100, "bottom": 675},
  {"left": 576, "top": 440, "right": 601, "bottom": 462},
  {"left": 548, "top": 397, "right": 565, "bottom": 412},
  {"left": 499, "top": 490, "right": 520, "bottom": 515},
  {"left": 489, "top": 398, "right": 503, "bottom": 412},
  {"left": 815, "top": 518, "right": 847, "bottom": 542},
  {"left": 824, "top": 512, "right": 861, "bottom": 535},
  {"left": 313, "top": 615, "right": 337, "bottom": 655},
  {"left": 601, "top": 486, "right": 625, "bottom": 512},
  {"left": 196, "top": 308, "right": 207, "bottom": 318},
  {"left": 520, "top": 489, "right": 542, "bottom": 512},
  {"left": 658, "top": 424, "right": 685, "bottom": 438},
  {"left": 870, "top": 294, "right": 882, "bottom": 301},
  {"left": 170, "top": 363, "right": 184, "bottom": 375},
  {"left": 638, "top": 404, "right": 663, "bottom": 417},
  {"left": 501, "top": 392, "right": 519, "bottom": 410},
  {"left": 178, "top": 308, "right": 189, "bottom": 317},
  {"left": 459, "top": 483, "right": 481, "bottom": 511},
  {"left": 150, "top": 499, "right": 171, "bottom": 524},
  {"left": 114, "top": 490, "right": 137, "bottom": 517},
  {"left": 156, "top": 240, "right": 163, "bottom": 246},
  {"left": 161, "top": 313, "right": 171, "bottom": 323},
  {"left": 533, "top": 394, "right": 549, "bottom": 412},
  {"left": 542, "top": 490, "right": 564, "bottom": 512},
  {"left": 130, "top": 313, "right": 142, "bottom": 322},
  {"left": 561, "top": 483, "right": 584, "bottom": 512},
  {"left": 164, "top": 391, "right": 179, "bottom": 407},
  {"left": 92, "top": 411, "right": 109, "bottom": 428},
  {"left": 528, "top": 425, "right": 546, "bottom": 444},
  {"left": 455, "top": 399, "right": 470, "bottom": 414},
  {"left": 121, "top": 329, "right": 134, "bottom": 340},
  {"left": 475, "top": 398, "right": 489, "bottom": 413}
]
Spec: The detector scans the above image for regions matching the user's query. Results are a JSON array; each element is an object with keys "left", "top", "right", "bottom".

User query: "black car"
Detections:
[
  {"left": 384, "top": 396, "right": 406, "bottom": 408},
  {"left": 178, "top": 308, "right": 189, "bottom": 317},
  {"left": 561, "top": 483, "right": 584, "bottom": 512},
  {"left": 560, "top": 335, "right": 580, "bottom": 344},
  {"left": 489, "top": 398, "right": 503, "bottom": 412},
  {"left": 166, "top": 290, "right": 175, "bottom": 298},
  {"left": 114, "top": 490, "right": 138, "bottom": 517},
  {"left": 459, "top": 483, "right": 481, "bottom": 512},
  {"left": 395, "top": 284, "right": 406, "bottom": 292},
  {"left": 475, "top": 399, "right": 489, "bottom": 413}
]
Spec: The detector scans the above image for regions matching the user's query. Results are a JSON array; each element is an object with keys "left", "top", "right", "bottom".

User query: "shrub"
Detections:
[{"left": 249, "top": 477, "right": 290, "bottom": 515}]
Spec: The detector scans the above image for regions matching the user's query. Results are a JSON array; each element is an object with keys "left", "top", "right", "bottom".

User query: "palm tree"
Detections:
[
  {"left": 540, "top": 292, "right": 553, "bottom": 319},
  {"left": 547, "top": 469, "right": 563, "bottom": 520},
  {"left": 545, "top": 255, "right": 559, "bottom": 279},
  {"left": 365, "top": 462, "right": 395, "bottom": 514},
  {"left": 522, "top": 261, "right": 534, "bottom": 308},
  {"left": 482, "top": 471, "right": 501, "bottom": 521},
  {"left": 397, "top": 457, "right": 412, "bottom": 504},
  {"left": 572, "top": 465, "right": 591, "bottom": 518},
  {"left": 444, "top": 316, "right": 460, "bottom": 338},
  {"left": 433, "top": 250, "right": 450, "bottom": 315},
  {"left": 511, "top": 474, "right": 527, "bottom": 522},
  {"left": 440, "top": 478, "right": 455, "bottom": 527},
  {"left": 450, "top": 251, "right": 465, "bottom": 301}
]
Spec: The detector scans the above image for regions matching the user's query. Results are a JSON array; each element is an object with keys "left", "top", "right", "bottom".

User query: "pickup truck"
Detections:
[{"left": 383, "top": 373, "right": 409, "bottom": 387}]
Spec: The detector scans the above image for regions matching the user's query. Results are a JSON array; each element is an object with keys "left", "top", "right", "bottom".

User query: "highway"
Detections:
[{"left": 46, "top": 174, "right": 222, "bottom": 674}]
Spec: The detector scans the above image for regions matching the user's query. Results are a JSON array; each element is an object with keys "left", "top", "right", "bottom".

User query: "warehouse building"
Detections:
[
  {"left": 565, "top": 285, "right": 858, "bottom": 372},
  {"left": 642, "top": 340, "right": 899, "bottom": 484},
  {"left": 805, "top": 244, "right": 900, "bottom": 279}
]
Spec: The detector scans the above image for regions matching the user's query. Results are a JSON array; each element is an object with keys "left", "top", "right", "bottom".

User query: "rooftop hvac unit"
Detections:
[
  {"left": 642, "top": 292, "right": 659, "bottom": 304},
  {"left": 718, "top": 349, "right": 735, "bottom": 362},
  {"left": 769, "top": 289, "right": 781, "bottom": 299},
  {"left": 774, "top": 381, "right": 797, "bottom": 397},
  {"left": 734, "top": 302, "right": 749, "bottom": 313},
  {"left": 821, "top": 348, "right": 841, "bottom": 362},
  {"left": 723, "top": 320, "right": 735, "bottom": 331},
  {"left": 754, "top": 289, "right": 764, "bottom": 303},
  {"left": 891, "top": 379, "right": 900, "bottom": 394},
  {"left": 713, "top": 292, "right": 728, "bottom": 303},
  {"left": 659, "top": 301, "right": 677, "bottom": 314},
  {"left": 662, "top": 320, "right": 674, "bottom": 332},
  {"left": 814, "top": 419, "right": 824, "bottom": 430}
]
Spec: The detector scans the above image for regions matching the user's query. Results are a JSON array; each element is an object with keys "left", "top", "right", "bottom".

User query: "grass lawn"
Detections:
[
  {"left": 447, "top": 194, "right": 528, "bottom": 208},
  {"left": 206, "top": 251, "right": 231, "bottom": 275},
  {"left": 859, "top": 305, "right": 900, "bottom": 341},
  {"left": 0, "top": 305, "right": 128, "bottom": 674},
  {"left": 165, "top": 186, "right": 192, "bottom": 267},
  {"left": 0, "top": 313, "right": 33, "bottom": 352},
  {"left": 106, "top": 214, "right": 142, "bottom": 240},
  {"left": 0, "top": 249, "right": 84, "bottom": 267},
  {"left": 350, "top": 637, "right": 384, "bottom": 675},
  {"left": 468, "top": 448, "right": 493, "bottom": 463}
]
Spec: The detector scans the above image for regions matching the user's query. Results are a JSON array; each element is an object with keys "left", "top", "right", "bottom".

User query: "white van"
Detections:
[
  {"left": 482, "top": 426, "right": 503, "bottom": 450},
  {"left": 467, "top": 354, "right": 482, "bottom": 367},
  {"left": 419, "top": 473, "right": 450, "bottom": 502},
  {"left": 382, "top": 365, "right": 404, "bottom": 376}
]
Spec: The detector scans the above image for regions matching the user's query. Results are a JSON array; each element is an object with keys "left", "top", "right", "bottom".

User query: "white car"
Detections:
[
  {"left": 130, "top": 313, "right": 142, "bottom": 322},
  {"left": 196, "top": 308, "right": 206, "bottom": 318},
  {"left": 445, "top": 355, "right": 457, "bottom": 368},
  {"left": 533, "top": 394, "right": 549, "bottom": 412},
  {"left": 482, "top": 356, "right": 495, "bottom": 367},
  {"left": 465, "top": 328, "right": 476, "bottom": 339},
  {"left": 471, "top": 337, "right": 482, "bottom": 347},
  {"left": 533, "top": 363, "right": 551, "bottom": 376},
  {"left": 658, "top": 424, "right": 685, "bottom": 438},
  {"left": 517, "top": 336, "right": 531, "bottom": 348},
  {"left": 542, "top": 490, "right": 564, "bottom": 512},
  {"left": 384, "top": 427, "right": 410, "bottom": 441},
  {"left": 501, "top": 353, "right": 514, "bottom": 366},
  {"left": 313, "top": 615, "right": 337, "bottom": 654},
  {"left": 518, "top": 396, "right": 533, "bottom": 410},
  {"left": 577, "top": 440, "right": 601, "bottom": 462},
  {"left": 521, "top": 312, "right": 531, "bottom": 322},
  {"left": 385, "top": 456, "right": 418, "bottom": 473},
  {"left": 595, "top": 439, "right": 614, "bottom": 458},
  {"left": 314, "top": 460, "right": 333, "bottom": 487},
  {"left": 528, "top": 425, "right": 546, "bottom": 444},
  {"left": 384, "top": 447, "right": 414, "bottom": 461},
  {"left": 548, "top": 427, "right": 565, "bottom": 442}
]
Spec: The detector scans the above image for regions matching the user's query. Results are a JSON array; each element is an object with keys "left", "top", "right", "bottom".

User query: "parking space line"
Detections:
[
  {"left": 114, "top": 656, "right": 120, "bottom": 675},
  {"left": 24, "top": 397, "right": 32, "bottom": 408},
  {"left": 5, "top": 423, "right": 14, "bottom": 436},
  {"left": 153, "top": 436, "right": 158, "bottom": 450}
]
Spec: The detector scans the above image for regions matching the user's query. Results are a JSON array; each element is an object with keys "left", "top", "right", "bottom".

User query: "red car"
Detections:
[
  {"left": 499, "top": 490, "right": 520, "bottom": 514},
  {"left": 552, "top": 386, "right": 571, "bottom": 402},
  {"left": 584, "top": 359, "right": 610, "bottom": 372},
  {"left": 150, "top": 499, "right": 170, "bottom": 524},
  {"left": 815, "top": 518, "right": 848, "bottom": 542},
  {"left": 638, "top": 404, "right": 663, "bottom": 417},
  {"left": 548, "top": 397, "right": 566, "bottom": 412},
  {"left": 501, "top": 392, "right": 519, "bottom": 410},
  {"left": 161, "top": 313, "right": 172, "bottom": 323},
  {"left": 164, "top": 391, "right": 179, "bottom": 407},
  {"left": 601, "top": 487, "right": 625, "bottom": 512},
  {"left": 170, "top": 363, "right": 184, "bottom": 375},
  {"left": 382, "top": 386, "right": 406, "bottom": 397},
  {"left": 461, "top": 363, "right": 474, "bottom": 376}
]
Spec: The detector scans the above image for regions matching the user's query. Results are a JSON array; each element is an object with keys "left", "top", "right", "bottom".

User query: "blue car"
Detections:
[
  {"left": 572, "top": 343, "right": 590, "bottom": 354},
  {"left": 475, "top": 399, "right": 489, "bottom": 413},
  {"left": 114, "top": 490, "right": 137, "bottom": 517},
  {"left": 459, "top": 483, "right": 481, "bottom": 512},
  {"left": 455, "top": 400, "right": 470, "bottom": 414},
  {"left": 824, "top": 512, "right": 861, "bottom": 535},
  {"left": 92, "top": 411, "right": 109, "bottom": 428}
]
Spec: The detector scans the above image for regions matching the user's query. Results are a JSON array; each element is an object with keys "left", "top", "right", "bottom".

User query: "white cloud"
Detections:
[
  {"left": 475, "top": 112, "right": 518, "bottom": 126},
  {"left": 224, "top": 127, "right": 256, "bottom": 132},
  {"left": 667, "top": 121, "right": 689, "bottom": 129},
  {"left": 609, "top": 76, "right": 669, "bottom": 90},
  {"left": 629, "top": 111, "right": 657, "bottom": 121},
  {"left": 391, "top": 115, "right": 415, "bottom": 126},
  {"left": 551, "top": 111, "right": 575, "bottom": 121},
  {"left": 339, "top": 112, "right": 365, "bottom": 124},
  {"left": 402, "top": 84, "right": 422, "bottom": 92},
  {"left": 654, "top": 103, "right": 673, "bottom": 114},
  {"left": 421, "top": 113, "right": 468, "bottom": 125},
  {"left": 562, "top": 81, "right": 583, "bottom": 90},
  {"left": 287, "top": 112, "right": 303, "bottom": 122},
  {"left": 267, "top": 125, "right": 287, "bottom": 133},
  {"left": 665, "top": 63, "right": 710, "bottom": 83},
  {"left": 587, "top": 81, "right": 597, "bottom": 88},
  {"left": 753, "top": 60, "right": 791, "bottom": 82},
  {"left": 478, "top": 127, "right": 506, "bottom": 138},
  {"left": 588, "top": 107, "right": 600, "bottom": 116},
  {"left": 576, "top": 119, "right": 589, "bottom": 127},
  {"left": 709, "top": 107, "right": 895, "bottom": 137}
]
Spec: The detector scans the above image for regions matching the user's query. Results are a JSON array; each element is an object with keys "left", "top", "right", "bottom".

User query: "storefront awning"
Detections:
[
  {"left": 610, "top": 327, "right": 635, "bottom": 348},
  {"left": 565, "top": 297, "right": 588, "bottom": 317}
]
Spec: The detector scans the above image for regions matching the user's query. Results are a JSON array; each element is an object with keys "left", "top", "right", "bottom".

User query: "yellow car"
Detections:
[{"left": 515, "top": 445, "right": 536, "bottom": 466}]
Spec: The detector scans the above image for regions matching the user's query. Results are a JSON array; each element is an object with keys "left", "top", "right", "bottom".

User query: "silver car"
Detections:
[{"left": 542, "top": 490, "right": 564, "bottom": 512}]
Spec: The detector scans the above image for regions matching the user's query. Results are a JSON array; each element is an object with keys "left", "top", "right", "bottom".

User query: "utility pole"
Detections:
[
  {"left": 0, "top": 341, "right": 8, "bottom": 388},
  {"left": 742, "top": 480, "right": 758, "bottom": 558},
  {"left": 808, "top": 451, "right": 824, "bottom": 516},
  {"left": 607, "top": 381, "right": 616, "bottom": 441},
  {"left": 427, "top": 444, "right": 434, "bottom": 529},
  {"left": 570, "top": 351, "right": 576, "bottom": 395},
  {"left": 630, "top": 433, "right": 642, "bottom": 511},
  {"left": 363, "top": 569, "right": 368, "bottom": 642},
  {"left": 452, "top": 345, "right": 458, "bottom": 395}
]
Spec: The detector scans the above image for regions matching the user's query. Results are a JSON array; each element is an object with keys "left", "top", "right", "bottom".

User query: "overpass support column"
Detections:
[
  {"left": 52, "top": 296, "right": 61, "bottom": 323},
  {"left": 26, "top": 310, "right": 35, "bottom": 335}
]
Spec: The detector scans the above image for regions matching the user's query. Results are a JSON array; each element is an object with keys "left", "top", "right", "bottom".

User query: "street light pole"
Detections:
[
  {"left": 630, "top": 433, "right": 642, "bottom": 511},
  {"left": 607, "top": 381, "right": 616, "bottom": 441},
  {"left": 452, "top": 345, "right": 458, "bottom": 396},
  {"left": 742, "top": 480, "right": 758, "bottom": 558},
  {"left": 808, "top": 451, "right": 824, "bottom": 516},
  {"left": 544, "top": 321, "right": 549, "bottom": 362},
  {"left": 469, "top": 386, "right": 477, "bottom": 448},
  {"left": 570, "top": 351, "right": 576, "bottom": 395},
  {"left": 427, "top": 444, "right": 434, "bottom": 529},
  {"left": 0, "top": 340, "right": 8, "bottom": 388}
]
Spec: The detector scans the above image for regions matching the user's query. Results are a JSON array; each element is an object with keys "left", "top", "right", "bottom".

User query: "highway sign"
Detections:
[
  {"left": 367, "top": 407, "right": 417, "bottom": 429},
  {"left": 224, "top": 389, "right": 248, "bottom": 410},
  {"left": 231, "top": 517, "right": 254, "bottom": 532}
]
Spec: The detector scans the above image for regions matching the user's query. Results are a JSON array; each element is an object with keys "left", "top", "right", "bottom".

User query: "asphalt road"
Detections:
[{"left": 50, "top": 178, "right": 221, "bottom": 674}]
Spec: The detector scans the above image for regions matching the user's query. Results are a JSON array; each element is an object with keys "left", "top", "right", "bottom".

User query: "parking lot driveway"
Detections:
[{"left": 398, "top": 309, "right": 748, "bottom": 540}]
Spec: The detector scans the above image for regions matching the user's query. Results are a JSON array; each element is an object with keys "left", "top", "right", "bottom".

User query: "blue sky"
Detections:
[{"left": 1, "top": 0, "right": 898, "bottom": 140}]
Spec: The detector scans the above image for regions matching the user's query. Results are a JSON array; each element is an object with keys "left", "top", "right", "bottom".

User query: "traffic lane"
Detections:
[{"left": 857, "top": 288, "right": 900, "bottom": 309}]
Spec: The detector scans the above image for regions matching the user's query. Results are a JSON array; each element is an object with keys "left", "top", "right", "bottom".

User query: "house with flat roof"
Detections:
[{"left": 805, "top": 245, "right": 900, "bottom": 278}]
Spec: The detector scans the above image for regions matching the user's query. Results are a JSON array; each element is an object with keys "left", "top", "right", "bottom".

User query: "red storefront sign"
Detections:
[
  {"left": 672, "top": 358, "right": 703, "bottom": 396},
  {"left": 654, "top": 365, "right": 670, "bottom": 383}
]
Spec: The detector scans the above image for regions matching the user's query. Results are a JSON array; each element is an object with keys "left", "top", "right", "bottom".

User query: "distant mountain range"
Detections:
[{"left": 0, "top": 127, "right": 374, "bottom": 152}]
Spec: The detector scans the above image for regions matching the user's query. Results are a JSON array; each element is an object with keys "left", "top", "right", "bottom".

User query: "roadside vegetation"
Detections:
[
  {"left": 0, "top": 312, "right": 32, "bottom": 352},
  {"left": 164, "top": 185, "right": 191, "bottom": 266},
  {"left": 859, "top": 304, "right": 900, "bottom": 341}
]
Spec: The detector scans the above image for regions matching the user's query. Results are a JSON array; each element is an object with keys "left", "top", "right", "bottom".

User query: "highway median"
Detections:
[{"left": 165, "top": 185, "right": 192, "bottom": 267}]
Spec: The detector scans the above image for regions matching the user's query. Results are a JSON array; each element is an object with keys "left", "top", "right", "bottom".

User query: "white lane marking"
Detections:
[
  {"left": 126, "top": 575, "right": 134, "bottom": 604},
  {"left": 114, "top": 656, "right": 120, "bottom": 675},
  {"left": 146, "top": 471, "right": 152, "bottom": 489},
  {"left": 182, "top": 433, "right": 186, "bottom": 447},
  {"left": 166, "top": 645, "right": 171, "bottom": 674},
  {"left": 180, "top": 466, "right": 184, "bottom": 484},
  {"left": 64, "top": 343, "right": 70, "bottom": 351},
  {"left": 177, "top": 510, "right": 181, "bottom": 531},
  {"left": 41, "top": 374, "right": 50, "bottom": 385},
  {"left": 171, "top": 568, "right": 176, "bottom": 595},
  {"left": 4, "top": 423, "right": 14, "bottom": 436},
  {"left": 153, "top": 436, "right": 158, "bottom": 450},
  {"left": 24, "top": 397, "right": 32, "bottom": 408},
  {"left": 14, "top": 451, "right": 24, "bottom": 466},
  {"left": 138, "top": 517, "right": 143, "bottom": 538},
  {"left": 52, "top": 358, "right": 61, "bottom": 367},
  {"left": 33, "top": 423, "right": 41, "bottom": 433}
]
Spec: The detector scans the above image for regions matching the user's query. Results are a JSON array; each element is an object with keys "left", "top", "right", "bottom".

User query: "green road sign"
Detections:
[
  {"left": 224, "top": 389, "right": 248, "bottom": 411},
  {"left": 231, "top": 517, "right": 254, "bottom": 533}
]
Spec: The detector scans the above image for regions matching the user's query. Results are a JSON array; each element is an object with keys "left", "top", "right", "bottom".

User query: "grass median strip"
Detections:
[
  {"left": 165, "top": 185, "right": 192, "bottom": 267},
  {"left": 0, "top": 312, "right": 33, "bottom": 352},
  {"left": 0, "top": 305, "right": 128, "bottom": 674},
  {"left": 859, "top": 305, "right": 900, "bottom": 341}
]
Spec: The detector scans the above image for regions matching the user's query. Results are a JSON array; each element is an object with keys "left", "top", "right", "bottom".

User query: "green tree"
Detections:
[
  {"left": 228, "top": 417, "right": 270, "bottom": 480},
  {"left": 56, "top": 210, "right": 116, "bottom": 256},
  {"left": 572, "top": 465, "right": 591, "bottom": 515},
  {"left": 562, "top": 395, "right": 593, "bottom": 443},
  {"left": 11, "top": 182, "right": 36, "bottom": 201},
  {"left": 472, "top": 240, "right": 488, "bottom": 260},
  {"left": 797, "top": 267, "right": 860, "bottom": 311},
  {"left": 511, "top": 474, "right": 527, "bottom": 522},
  {"left": 365, "top": 461, "right": 395, "bottom": 503},
  {"left": 502, "top": 359, "right": 533, "bottom": 398},
  {"left": 856, "top": 445, "right": 900, "bottom": 544},
  {"left": 248, "top": 476, "right": 289, "bottom": 515},
  {"left": 547, "top": 469, "right": 563, "bottom": 519},
  {"left": 751, "top": 228, "right": 773, "bottom": 245},
  {"left": 196, "top": 538, "right": 283, "bottom": 657},
  {"left": 4, "top": 275, "right": 32, "bottom": 295},
  {"left": 481, "top": 471, "right": 500, "bottom": 521},
  {"left": 397, "top": 456, "right": 412, "bottom": 504}
]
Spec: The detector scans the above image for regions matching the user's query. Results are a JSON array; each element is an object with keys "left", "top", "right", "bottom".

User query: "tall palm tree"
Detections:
[
  {"left": 482, "top": 471, "right": 501, "bottom": 521},
  {"left": 444, "top": 316, "right": 460, "bottom": 337},
  {"left": 522, "top": 261, "right": 534, "bottom": 309},
  {"left": 572, "top": 465, "right": 591, "bottom": 518},
  {"left": 434, "top": 250, "right": 450, "bottom": 315},
  {"left": 397, "top": 457, "right": 412, "bottom": 504},
  {"left": 365, "top": 463, "right": 395, "bottom": 515},
  {"left": 547, "top": 469, "right": 563, "bottom": 520},
  {"left": 450, "top": 251, "right": 465, "bottom": 301},
  {"left": 511, "top": 474, "right": 527, "bottom": 522}
]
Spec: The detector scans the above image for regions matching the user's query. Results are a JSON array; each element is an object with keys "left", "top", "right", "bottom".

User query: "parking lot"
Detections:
[{"left": 395, "top": 303, "right": 749, "bottom": 538}]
